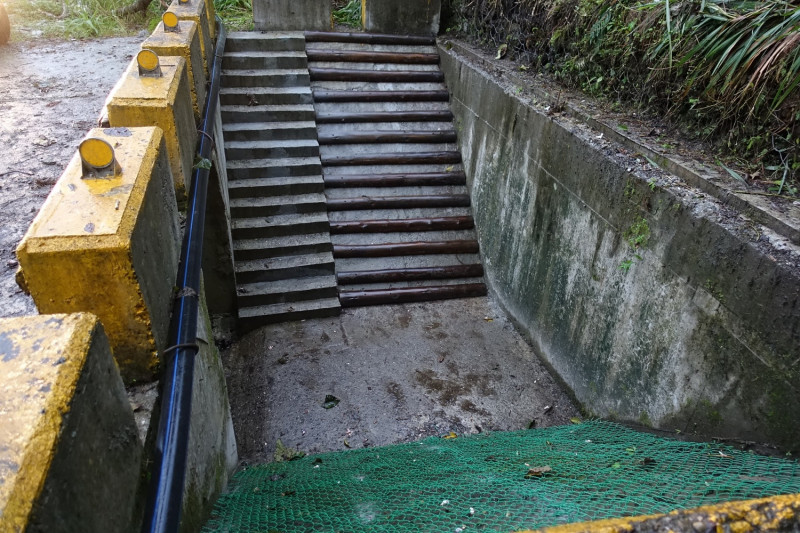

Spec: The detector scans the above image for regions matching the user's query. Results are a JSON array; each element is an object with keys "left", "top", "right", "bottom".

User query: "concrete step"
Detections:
[
  {"left": 232, "top": 212, "right": 329, "bottom": 239},
  {"left": 220, "top": 86, "right": 313, "bottom": 106},
  {"left": 313, "top": 101, "right": 453, "bottom": 114},
  {"left": 228, "top": 175, "right": 324, "bottom": 197},
  {"left": 221, "top": 69, "right": 310, "bottom": 88},
  {"left": 235, "top": 252, "right": 335, "bottom": 283},
  {"left": 227, "top": 157, "right": 322, "bottom": 180},
  {"left": 233, "top": 232, "right": 333, "bottom": 260},
  {"left": 327, "top": 206, "right": 474, "bottom": 221},
  {"left": 223, "top": 121, "right": 318, "bottom": 142},
  {"left": 330, "top": 230, "right": 478, "bottom": 245},
  {"left": 222, "top": 104, "right": 315, "bottom": 123},
  {"left": 236, "top": 275, "right": 338, "bottom": 307},
  {"left": 304, "top": 31, "right": 435, "bottom": 46},
  {"left": 225, "top": 139, "right": 320, "bottom": 160},
  {"left": 226, "top": 31, "right": 306, "bottom": 53},
  {"left": 334, "top": 254, "right": 483, "bottom": 273},
  {"left": 223, "top": 51, "right": 308, "bottom": 70},
  {"left": 238, "top": 297, "right": 341, "bottom": 329},
  {"left": 229, "top": 192, "right": 326, "bottom": 217},
  {"left": 310, "top": 81, "right": 447, "bottom": 92}
]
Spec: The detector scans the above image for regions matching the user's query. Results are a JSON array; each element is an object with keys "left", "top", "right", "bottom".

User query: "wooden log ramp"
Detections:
[
  {"left": 321, "top": 151, "right": 462, "bottom": 167},
  {"left": 309, "top": 68, "right": 444, "bottom": 83},
  {"left": 330, "top": 216, "right": 475, "bottom": 234},
  {"left": 333, "top": 240, "right": 480, "bottom": 258},
  {"left": 318, "top": 130, "right": 457, "bottom": 145},
  {"left": 339, "top": 284, "right": 488, "bottom": 307},
  {"left": 316, "top": 110, "right": 453, "bottom": 123},
  {"left": 323, "top": 172, "right": 467, "bottom": 188},
  {"left": 326, "top": 194, "right": 471, "bottom": 211},
  {"left": 306, "top": 50, "right": 440, "bottom": 65},
  {"left": 304, "top": 31, "right": 436, "bottom": 46},
  {"left": 312, "top": 90, "right": 450, "bottom": 103},
  {"left": 337, "top": 264, "right": 485, "bottom": 285}
]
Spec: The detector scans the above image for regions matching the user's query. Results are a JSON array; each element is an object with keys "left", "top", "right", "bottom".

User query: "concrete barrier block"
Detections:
[
  {"left": 178, "top": 279, "right": 238, "bottom": 532},
  {"left": 167, "top": 0, "right": 213, "bottom": 78},
  {"left": 16, "top": 127, "right": 181, "bottom": 382},
  {"left": 363, "top": 0, "right": 441, "bottom": 35},
  {"left": 107, "top": 55, "right": 197, "bottom": 202},
  {"left": 0, "top": 313, "right": 142, "bottom": 533},
  {"left": 253, "top": 0, "right": 331, "bottom": 31},
  {"left": 142, "top": 21, "right": 207, "bottom": 122}
]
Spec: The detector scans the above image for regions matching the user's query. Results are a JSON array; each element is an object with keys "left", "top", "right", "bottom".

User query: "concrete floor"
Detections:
[{"left": 223, "top": 296, "right": 580, "bottom": 464}]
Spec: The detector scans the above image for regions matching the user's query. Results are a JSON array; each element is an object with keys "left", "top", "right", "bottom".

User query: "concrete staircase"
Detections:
[
  {"left": 221, "top": 32, "right": 340, "bottom": 328},
  {"left": 305, "top": 31, "right": 487, "bottom": 307}
]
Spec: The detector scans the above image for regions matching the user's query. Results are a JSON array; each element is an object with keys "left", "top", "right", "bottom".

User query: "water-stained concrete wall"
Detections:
[{"left": 439, "top": 44, "right": 800, "bottom": 451}]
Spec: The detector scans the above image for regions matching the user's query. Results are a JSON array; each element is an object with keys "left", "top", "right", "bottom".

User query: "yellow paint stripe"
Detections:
[{"left": 516, "top": 492, "right": 800, "bottom": 533}]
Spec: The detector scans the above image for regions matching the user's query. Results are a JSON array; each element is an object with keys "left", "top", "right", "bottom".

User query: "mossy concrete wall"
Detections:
[{"left": 439, "top": 45, "right": 800, "bottom": 451}]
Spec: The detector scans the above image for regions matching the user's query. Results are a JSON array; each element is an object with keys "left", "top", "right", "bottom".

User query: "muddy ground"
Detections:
[{"left": 0, "top": 37, "right": 141, "bottom": 318}]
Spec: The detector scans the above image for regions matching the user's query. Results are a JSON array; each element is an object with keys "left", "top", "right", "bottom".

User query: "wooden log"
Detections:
[
  {"left": 339, "top": 283, "right": 488, "bottom": 307},
  {"left": 306, "top": 50, "right": 440, "bottom": 64},
  {"left": 327, "top": 194, "right": 471, "bottom": 211},
  {"left": 316, "top": 110, "right": 453, "bottom": 123},
  {"left": 333, "top": 240, "right": 480, "bottom": 257},
  {"left": 321, "top": 151, "right": 461, "bottom": 167},
  {"left": 309, "top": 68, "right": 444, "bottom": 82},
  {"left": 313, "top": 90, "right": 450, "bottom": 103},
  {"left": 324, "top": 171, "right": 467, "bottom": 188},
  {"left": 330, "top": 216, "right": 475, "bottom": 234},
  {"left": 318, "top": 130, "right": 457, "bottom": 145},
  {"left": 337, "top": 264, "right": 485, "bottom": 284},
  {"left": 304, "top": 31, "right": 435, "bottom": 45}
]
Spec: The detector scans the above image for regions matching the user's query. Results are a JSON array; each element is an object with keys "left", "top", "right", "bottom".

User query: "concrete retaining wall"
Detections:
[{"left": 439, "top": 43, "right": 800, "bottom": 451}]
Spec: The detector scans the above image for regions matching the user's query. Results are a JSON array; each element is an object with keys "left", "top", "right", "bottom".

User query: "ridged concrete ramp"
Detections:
[
  {"left": 221, "top": 32, "right": 340, "bottom": 329},
  {"left": 220, "top": 31, "right": 487, "bottom": 327}
]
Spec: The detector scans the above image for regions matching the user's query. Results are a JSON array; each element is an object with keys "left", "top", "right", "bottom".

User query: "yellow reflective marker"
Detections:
[
  {"left": 162, "top": 11, "right": 180, "bottom": 32},
  {"left": 136, "top": 49, "right": 162, "bottom": 77},
  {"left": 78, "top": 138, "right": 120, "bottom": 178}
]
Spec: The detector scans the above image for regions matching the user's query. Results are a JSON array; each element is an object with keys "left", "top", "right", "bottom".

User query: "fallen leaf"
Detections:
[
  {"left": 322, "top": 395, "right": 340, "bottom": 409},
  {"left": 570, "top": 417, "right": 582, "bottom": 425},
  {"left": 344, "top": 439, "right": 351, "bottom": 448},
  {"left": 525, "top": 465, "right": 552, "bottom": 478},
  {"left": 495, "top": 44, "right": 508, "bottom": 60},
  {"left": 518, "top": 65, "right": 528, "bottom": 71},
  {"left": 274, "top": 439, "right": 305, "bottom": 462},
  {"left": 443, "top": 431, "right": 458, "bottom": 439}
]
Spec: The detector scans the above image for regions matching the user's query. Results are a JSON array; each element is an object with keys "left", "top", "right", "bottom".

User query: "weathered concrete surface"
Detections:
[
  {"left": 136, "top": 281, "right": 238, "bottom": 533},
  {"left": 363, "top": 0, "right": 442, "bottom": 36},
  {"left": 223, "top": 297, "right": 580, "bottom": 464},
  {"left": 16, "top": 127, "right": 181, "bottom": 383},
  {"left": 0, "top": 313, "right": 141, "bottom": 533},
  {"left": 179, "top": 281, "right": 239, "bottom": 533},
  {"left": 167, "top": 0, "right": 213, "bottom": 78},
  {"left": 107, "top": 55, "right": 197, "bottom": 201},
  {"left": 142, "top": 21, "right": 207, "bottom": 121},
  {"left": 203, "top": 102, "right": 237, "bottom": 316},
  {"left": 253, "top": 0, "right": 330, "bottom": 31},
  {"left": 439, "top": 43, "right": 800, "bottom": 451}
]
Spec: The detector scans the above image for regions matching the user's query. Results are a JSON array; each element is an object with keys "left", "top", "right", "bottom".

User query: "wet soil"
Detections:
[
  {"left": 224, "top": 298, "right": 580, "bottom": 465},
  {"left": 0, "top": 37, "right": 141, "bottom": 318}
]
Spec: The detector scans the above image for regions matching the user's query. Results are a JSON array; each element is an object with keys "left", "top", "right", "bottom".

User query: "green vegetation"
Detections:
[
  {"left": 332, "top": 0, "right": 361, "bottom": 28},
  {"left": 214, "top": 0, "right": 252, "bottom": 31},
  {"left": 4, "top": 0, "right": 251, "bottom": 39},
  {"left": 442, "top": 0, "right": 800, "bottom": 196}
]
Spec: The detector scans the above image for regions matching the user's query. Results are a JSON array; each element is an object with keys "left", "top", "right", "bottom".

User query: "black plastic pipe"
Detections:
[{"left": 141, "top": 16, "right": 226, "bottom": 533}]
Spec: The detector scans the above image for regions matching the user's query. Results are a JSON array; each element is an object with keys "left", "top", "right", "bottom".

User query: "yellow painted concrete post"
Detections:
[
  {"left": 0, "top": 313, "right": 142, "bottom": 532},
  {"left": 168, "top": 0, "right": 213, "bottom": 78},
  {"left": 106, "top": 53, "right": 197, "bottom": 203},
  {"left": 142, "top": 19, "right": 207, "bottom": 122},
  {"left": 16, "top": 127, "right": 181, "bottom": 383}
]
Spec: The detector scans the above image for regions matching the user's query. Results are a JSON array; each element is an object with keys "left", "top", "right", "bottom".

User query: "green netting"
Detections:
[{"left": 203, "top": 421, "right": 800, "bottom": 532}]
